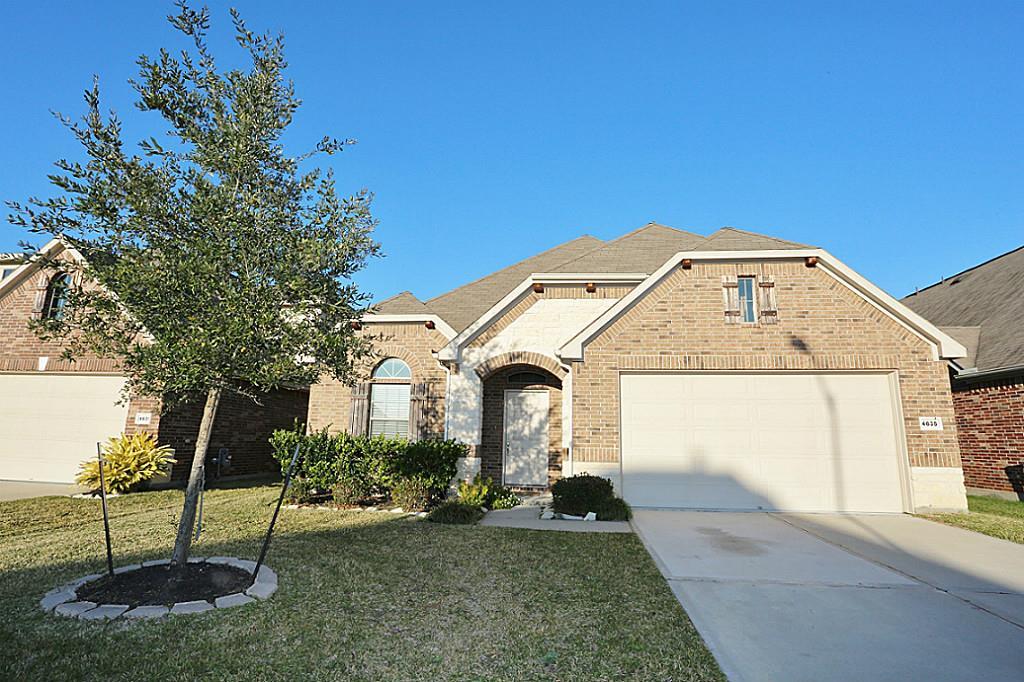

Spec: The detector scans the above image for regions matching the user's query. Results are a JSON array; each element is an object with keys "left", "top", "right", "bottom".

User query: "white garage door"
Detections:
[
  {"left": 0, "top": 374, "right": 129, "bottom": 483},
  {"left": 620, "top": 373, "right": 907, "bottom": 512}
]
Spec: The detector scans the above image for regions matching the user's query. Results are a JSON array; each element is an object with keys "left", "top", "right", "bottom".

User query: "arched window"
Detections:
[
  {"left": 42, "top": 274, "right": 70, "bottom": 320},
  {"left": 369, "top": 358, "right": 411, "bottom": 437},
  {"left": 372, "top": 358, "right": 411, "bottom": 379}
]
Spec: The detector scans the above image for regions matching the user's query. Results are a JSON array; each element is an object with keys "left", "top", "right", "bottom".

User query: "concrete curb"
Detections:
[{"left": 41, "top": 557, "right": 278, "bottom": 622}]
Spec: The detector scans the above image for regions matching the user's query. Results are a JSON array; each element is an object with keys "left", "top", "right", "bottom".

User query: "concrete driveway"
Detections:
[
  {"left": 0, "top": 480, "right": 80, "bottom": 502},
  {"left": 633, "top": 510, "right": 1024, "bottom": 682}
]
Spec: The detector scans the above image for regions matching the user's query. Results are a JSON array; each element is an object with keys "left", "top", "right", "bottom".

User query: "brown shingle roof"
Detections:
[
  {"left": 551, "top": 223, "right": 707, "bottom": 273},
  {"left": 373, "top": 291, "right": 434, "bottom": 315},
  {"left": 902, "top": 246, "right": 1024, "bottom": 371},
  {"left": 426, "top": 235, "right": 605, "bottom": 331},
  {"left": 698, "top": 227, "right": 813, "bottom": 251}
]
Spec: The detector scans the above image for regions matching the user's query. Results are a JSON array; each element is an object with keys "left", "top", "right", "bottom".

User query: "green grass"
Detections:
[
  {"left": 0, "top": 485, "right": 722, "bottom": 682},
  {"left": 924, "top": 494, "right": 1024, "bottom": 544}
]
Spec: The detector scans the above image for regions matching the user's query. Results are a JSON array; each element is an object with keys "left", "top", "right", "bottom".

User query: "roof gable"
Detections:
[
  {"left": 373, "top": 291, "right": 433, "bottom": 315},
  {"left": 551, "top": 223, "right": 706, "bottom": 274},
  {"left": 699, "top": 227, "right": 812, "bottom": 251}
]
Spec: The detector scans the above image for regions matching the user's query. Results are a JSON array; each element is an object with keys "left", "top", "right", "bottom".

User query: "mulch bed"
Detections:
[{"left": 76, "top": 563, "right": 253, "bottom": 608}]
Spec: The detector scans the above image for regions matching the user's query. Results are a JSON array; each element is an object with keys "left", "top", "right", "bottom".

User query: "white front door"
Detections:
[{"left": 503, "top": 389, "right": 550, "bottom": 486}]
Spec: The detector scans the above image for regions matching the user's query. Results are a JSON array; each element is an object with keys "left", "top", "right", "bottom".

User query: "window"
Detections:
[
  {"left": 369, "top": 358, "right": 411, "bottom": 437},
  {"left": 369, "top": 384, "right": 410, "bottom": 437},
  {"left": 372, "top": 358, "right": 411, "bottom": 379},
  {"left": 737, "top": 276, "right": 756, "bottom": 323},
  {"left": 42, "top": 274, "right": 70, "bottom": 320},
  {"left": 0, "top": 265, "right": 18, "bottom": 281}
]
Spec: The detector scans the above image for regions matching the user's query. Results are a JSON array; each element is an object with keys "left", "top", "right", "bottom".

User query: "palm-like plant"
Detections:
[{"left": 76, "top": 433, "right": 176, "bottom": 494}]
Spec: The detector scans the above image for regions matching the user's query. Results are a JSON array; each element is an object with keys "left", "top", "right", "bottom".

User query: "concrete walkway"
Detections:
[
  {"left": 480, "top": 506, "right": 632, "bottom": 533},
  {"left": 0, "top": 481, "right": 80, "bottom": 502},
  {"left": 633, "top": 510, "right": 1024, "bottom": 682}
]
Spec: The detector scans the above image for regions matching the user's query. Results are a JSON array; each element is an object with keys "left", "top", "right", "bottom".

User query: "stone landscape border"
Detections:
[{"left": 39, "top": 557, "right": 278, "bottom": 621}]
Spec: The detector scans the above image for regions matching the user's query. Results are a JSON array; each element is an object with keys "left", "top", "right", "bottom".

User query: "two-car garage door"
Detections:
[
  {"left": 0, "top": 374, "right": 129, "bottom": 483},
  {"left": 620, "top": 373, "right": 908, "bottom": 513}
]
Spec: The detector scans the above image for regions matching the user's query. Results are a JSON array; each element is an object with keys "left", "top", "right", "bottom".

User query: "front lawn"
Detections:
[
  {"left": 924, "top": 494, "right": 1024, "bottom": 544},
  {"left": 0, "top": 485, "right": 722, "bottom": 681}
]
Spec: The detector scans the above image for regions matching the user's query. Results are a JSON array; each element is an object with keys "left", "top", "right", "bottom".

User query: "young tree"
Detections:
[{"left": 7, "top": 2, "right": 379, "bottom": 565}]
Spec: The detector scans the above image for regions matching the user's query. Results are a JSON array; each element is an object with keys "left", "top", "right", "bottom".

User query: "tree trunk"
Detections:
[{"left": 170, "top": 387, "right": 222, "bottom": 566}]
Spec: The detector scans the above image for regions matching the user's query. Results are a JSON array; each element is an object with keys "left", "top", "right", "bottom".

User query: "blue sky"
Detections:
[{"left": 2, "top": 1, "right": 1021, "bottom": 301}]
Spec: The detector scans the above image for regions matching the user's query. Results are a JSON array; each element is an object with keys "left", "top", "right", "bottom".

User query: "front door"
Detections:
[{"left": 503, "top": 389, "right": 550, "bottom": 486}]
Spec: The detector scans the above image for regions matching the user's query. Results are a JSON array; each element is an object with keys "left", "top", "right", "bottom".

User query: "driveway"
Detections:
[
  {"left": 633, "top": 510, "right": 1024, "bottom": 682},
  {"left": 0, "top": 480, "right": 79, "bottom": 502}
]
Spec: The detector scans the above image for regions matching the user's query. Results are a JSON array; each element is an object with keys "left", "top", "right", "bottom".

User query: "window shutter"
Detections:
[
  {"left": 31, "top": 273, "right": 49, "bottom": 319},
  {"left": 348, "top": 382, "right": 370, "bottom": 436},
  {"left": 758, "top": 275, "right": 778, "bottom": 324},
  {"left": 408, "top": 382, "right": 428, "bottom": 441},
  {"left": 722, "top": 275, "right": 740, "bottom": 324}
]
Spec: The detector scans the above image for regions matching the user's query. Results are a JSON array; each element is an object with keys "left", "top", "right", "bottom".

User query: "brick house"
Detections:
[
  {"left": 903, "top": 246, "right": 1024, "bottom": 500},
  {"left": 309, "top": 223, "right": 969, "bottom": 512},
  {"left": 0, "top": 239, "right": 308, "bottom": 484}
]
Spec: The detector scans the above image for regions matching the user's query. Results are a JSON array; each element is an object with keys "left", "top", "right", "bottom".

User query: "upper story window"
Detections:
[
  {"left": 372, "top": 358, "right": 411, "bottom": 380},
  {"left": 42, "top": 274, "right": 70, "bottom": 320},
  {"left": 737, "top": 276, "right": 757, "bottom": 323},
  {"left": 369, "top": 358, "right": 412, "bottom": 437}
]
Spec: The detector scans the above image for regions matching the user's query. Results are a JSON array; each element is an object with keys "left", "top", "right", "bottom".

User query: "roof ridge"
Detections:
[
  {"left": 605, "top": 222, "right": 703, "bottom": 245},
  {"left": 426, "top": 235, "right": 604, "bottom": 304},
  {"left": 700, "top": 226, "right": 812, "bottom": 248},
  {"left": 905, "top": 244, "right": 1024, "bottom": 298},
  {"left": 376, "top": 290, "right": 420, "bottom": 305}
]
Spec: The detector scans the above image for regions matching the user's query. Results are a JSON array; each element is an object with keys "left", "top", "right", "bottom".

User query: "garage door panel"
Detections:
[
  {"left": 620, "top": 373, "right": 906, "bottom": 513},
  {"left": 0, "top": 375, "right": 129, "bottom": 483}
]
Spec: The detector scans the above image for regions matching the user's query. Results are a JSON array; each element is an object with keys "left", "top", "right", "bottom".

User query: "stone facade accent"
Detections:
[
  {"left": 479, "top": 364, "right": 563, "bottom": 487},
  {"left": 307, "top": 322, "right": 449, "bottom": 435},
  {"left": 571, "top": 260, "right": 962, "bottom": 476},
  {"left": 475, "top": 351, "right": 567, "bottom": 379},
  {"left": 952, "top": 376, "right": 1024, "bottom": 497}
]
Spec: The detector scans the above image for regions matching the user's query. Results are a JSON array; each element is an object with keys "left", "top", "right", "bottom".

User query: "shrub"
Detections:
[
  {"left": 332, "top": 475, "right": 371, "bottom": 506},
  {"left": 489, "top": 485, "right": 520, "bottom": 510},
  {"left": 458, "top": 474, "right": 520, "bottom": 509},
  {"left": 426, "top": 501, "right": 485, "bottom": 525},
  {"left": 269, "top": 428, "right": 466, "bottom": 501},
  {"left": 458, "top": 474, "right": 492, "bottom": 507},
  {"left": 284, "top": 476, "right": 315, "bottom": 503},
  {"left": 76, "top": 433, "right": 176, "bottom": 494},
  {"left": 551, "top": 474, "right": 631, "bottom": 520},
  {"left": 391, "top": 476, "right": 433, "bottom": 511}
]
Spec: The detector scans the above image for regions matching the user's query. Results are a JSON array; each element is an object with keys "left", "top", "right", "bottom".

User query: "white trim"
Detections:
[
  {"left": 0, "top": 238, "right": 86, "bottom": 300},
  {"left": 558, "top": 249, "right": 967, "bottom": 361},
  {"left": 361, "top": 313, "right": 457, "bottom": 340},
  {"left": 438, "top": 272, "right": 647, "bottom": 362}
]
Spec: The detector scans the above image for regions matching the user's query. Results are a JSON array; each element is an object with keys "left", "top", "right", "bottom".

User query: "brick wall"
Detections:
[
  {"left": 479, "top": 365, "right": 563, "bottom": 487},
  {"left": 2, "top": 260, "right": 309, "bottom": 482},
  {"left": 308, "top": 321, "right": 449, "bottom": 435},
  {"left": 952, "top": 377, "right": 1024, "bottom": 495},
  {"left": 572, "top": 260, "right": 962, "bottom": 469},
  {"left": 154, "top": 388, "right": 309, "bottom": 481}
]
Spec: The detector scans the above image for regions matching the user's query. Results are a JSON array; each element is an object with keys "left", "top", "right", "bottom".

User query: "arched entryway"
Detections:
[{"left": 479, "top": 364, "right": 563, "bottom": 489}]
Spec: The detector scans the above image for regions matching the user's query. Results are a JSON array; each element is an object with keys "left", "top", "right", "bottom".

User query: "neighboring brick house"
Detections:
[
  {"left": 903, "top": 246, "right": 1024, "bottom": 500},
  {"left": 0, "top": 239, "right": 308, "bottom": 484},
  {"left": 309, "top": 223, "right": 969, "bottom": 512}
]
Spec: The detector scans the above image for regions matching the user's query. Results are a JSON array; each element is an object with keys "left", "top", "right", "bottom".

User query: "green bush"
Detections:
[
  {"left": 551, "top": 474, "right": 631, "bottom": 520},
  {"left": 426, "top": 501, "right": 485, "bottom": 525},
  {"left": 458, "top": 474, "right": 520, "bottom": 509},
  {"left": 391, "top": 476, "right": 433, "bottom": 511},
  {"left": 269, "top": 427, "right": 467, "bottom": 503},
  {"left": 332, "top": 475, "right": 371, "bottom": 506},
  {"left": 457, "top": 474, "right": 492, "bottom": 507},
  {"left": 285, "top": 477, "right": 315, "bottom": 504},
  {"left": 489, "top": 485, "right": 520, "bottom": 510},
  {"left": 76, "top": 433, "right": 176, "bottom": 494}
]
